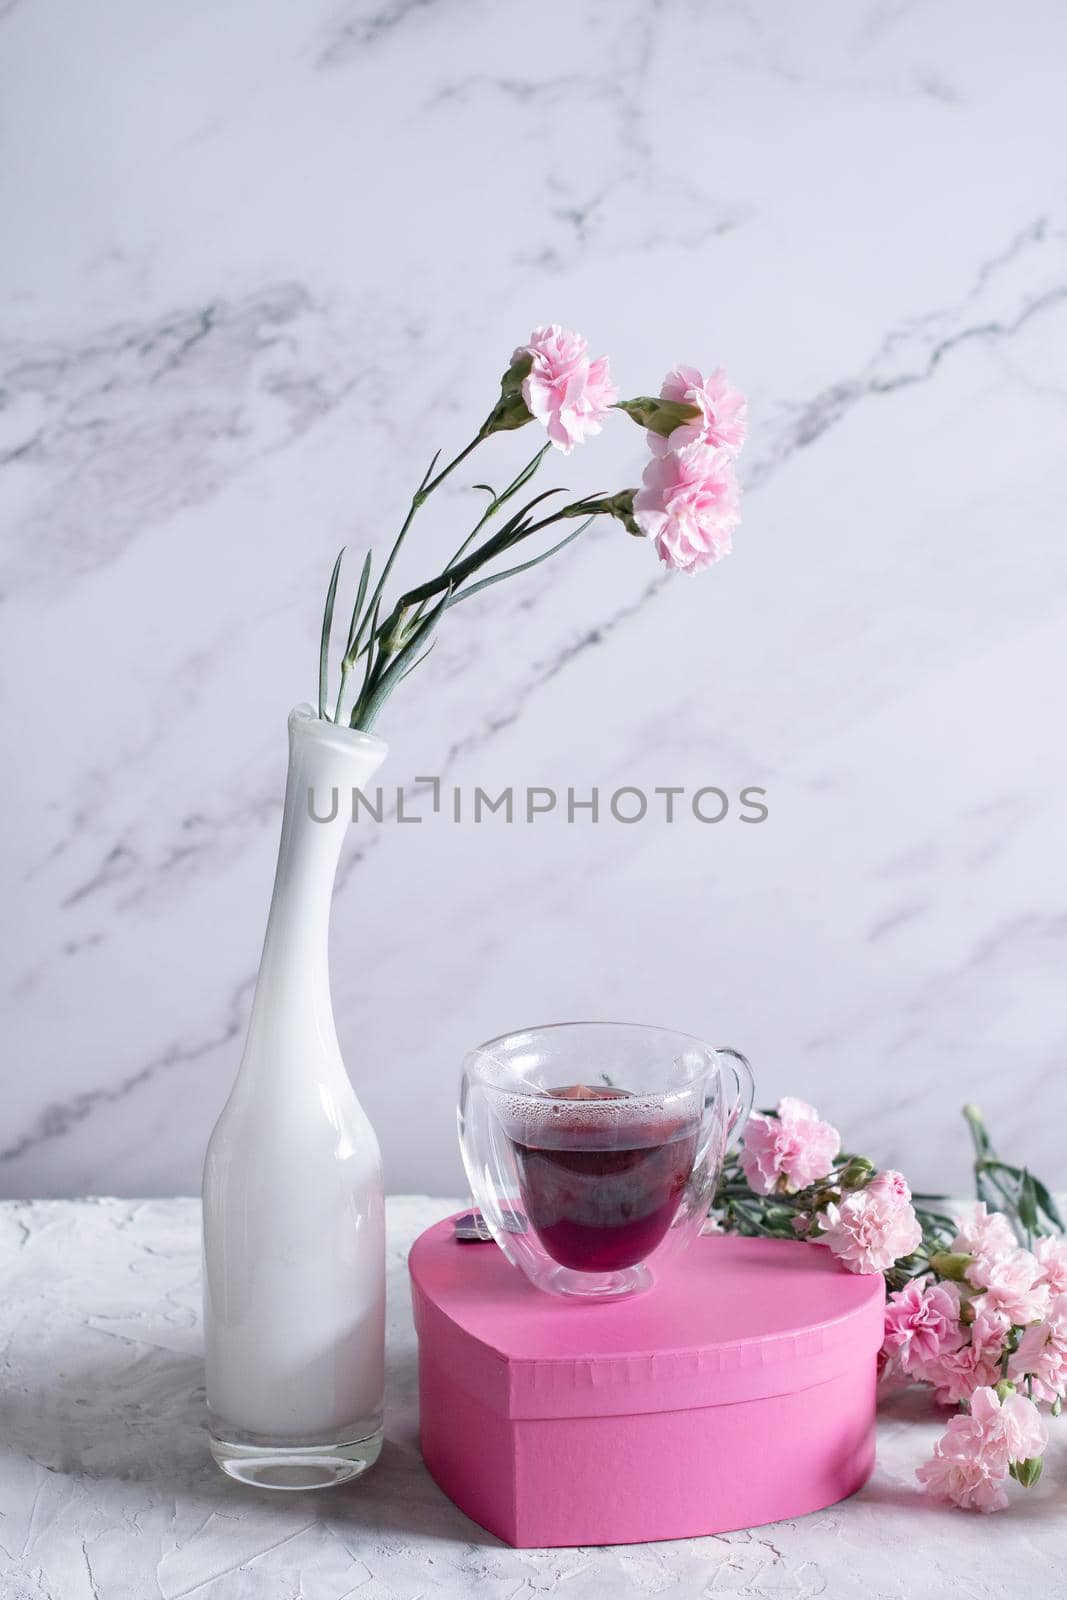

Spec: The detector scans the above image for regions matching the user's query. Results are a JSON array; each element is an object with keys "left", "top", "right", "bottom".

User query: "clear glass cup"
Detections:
[{"left": 458, "top": 1022, "right": 754, "bottom": 1300}]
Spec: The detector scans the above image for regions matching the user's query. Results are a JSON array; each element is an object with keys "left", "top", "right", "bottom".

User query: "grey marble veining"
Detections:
[
  {"left": 1, "top": 1196, "right": 1064, "bottom": 1599},
  {"left": 2, "top": 1, "right": 1067, "bottom": 1199}
]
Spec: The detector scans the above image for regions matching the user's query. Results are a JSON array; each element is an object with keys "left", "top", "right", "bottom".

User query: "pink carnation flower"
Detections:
[
  {"left": 952, "top": 1202, "right": 1017, "bottom": 1266},
  {"left": 819, "top": 1170, "right": 922, "bottom": 1275},
  {"left": 1034, "top": 1233, "right": 1067, "bottom": 1296},
  {"left": 966, "top": 1247, "right": 1051, "bottom": 1327},
  {"left": 882, "top": 1278, "right": 964, "bottom": 1376},
  {"left": 739, "top": 1097, "right": 841, "bottom": 1196},
  {"left": 920, "top": 1307, "right": 1006, "bottom": 1406},
  {"left": 648, "top": 365, "right": 747, "bottom": 459},
  {"left": 1009, "top": 1293, "right": 1067, "bottom": 1404},
  {"left": 916, "top": 1414, "right": 1009, "bottom": 1513},
  {"left": 515, "top": 325, "right": 617, "bottom": 454},
  {"left": 917, "top": 1385, "right": 1045, "bottom": 1512},
  {"left": 969, "top": 1385, "right": 1048, "bottom": 1473},
  {"left": 633, "top": 441, "right": 740, "bottom": 573}
]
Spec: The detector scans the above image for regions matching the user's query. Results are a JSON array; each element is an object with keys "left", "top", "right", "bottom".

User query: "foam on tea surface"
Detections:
[{"left": 493, "top": 1081, "right": 701, "bottom": 1152}]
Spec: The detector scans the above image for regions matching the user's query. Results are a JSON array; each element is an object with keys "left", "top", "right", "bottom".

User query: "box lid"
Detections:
[{"left": 409, "top": 1216, "right": 885, "bottom": 1420}]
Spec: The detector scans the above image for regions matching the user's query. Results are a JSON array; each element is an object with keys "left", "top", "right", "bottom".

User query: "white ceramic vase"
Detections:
[{"left": 202, "top": 703, "right": 388, "bottom": 1490}]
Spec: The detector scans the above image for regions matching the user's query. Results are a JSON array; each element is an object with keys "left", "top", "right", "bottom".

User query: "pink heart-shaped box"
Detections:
[{"left": 409, "top": 1217, "right": 885, "bottom": 1547}]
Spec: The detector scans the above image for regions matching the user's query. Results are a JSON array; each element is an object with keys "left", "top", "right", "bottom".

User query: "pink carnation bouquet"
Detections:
[
  {"left": 720, "top": 1100, "right": 1064, "bottom": 1513},
  {"left": 315, "top": 325, "right": 747, "bottom": 731}
]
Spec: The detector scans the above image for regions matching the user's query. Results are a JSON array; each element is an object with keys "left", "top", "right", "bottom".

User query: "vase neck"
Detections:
[{"left": 243, "top": 707, "right": 388, "bottom": 1070}]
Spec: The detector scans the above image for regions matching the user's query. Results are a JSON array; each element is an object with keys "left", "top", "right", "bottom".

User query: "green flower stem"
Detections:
[
  {"left": 961, "top": 1103, "right": 1064, "bottom": 1244},
  {"left": 419, "top": 432, "right": 487, "bottom": 500},
  {"left": 361, "top": 494, "right": 582, "bottom": 647},
  {"left": 713, "top": 1105, "right": 1062, "bottom": 1306},
  {"left": 347, "top": 495, "right": 600, "bottom": 731},
  {"left": 713, "top": 1157, "right": 957, "bottom": 1287},
  {"left": 443, "top": 446, "right": 550, "bottom": 577},
  {"left": 962, "top": 1103, "right": 993, "bottom": 1158},
  {"left": 402, "top": 445, "right": 553, "bottom": 635},
  {"left": 332, "top": 551, "right": 374, "bottom": 721},
  {"left": 334, "top": 433, "right": 489, "bottom": 727},
  {"left": 351, "top": 584, "right": 453, "bottom": 732},
  {"left": 346, "top": 432, "right": 489, "bottom": 674},
  {"left": 345, "top": 443, "right": 569, "bottom": 730}
]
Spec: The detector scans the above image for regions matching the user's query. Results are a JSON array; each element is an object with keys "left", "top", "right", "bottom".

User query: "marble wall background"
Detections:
[{"left": 2, "top": 0, "right": 1066, "bottom": 1199}]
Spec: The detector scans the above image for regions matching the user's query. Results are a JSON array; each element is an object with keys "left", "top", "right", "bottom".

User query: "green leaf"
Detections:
[
  {"left": 979, "top": 1164, "right": 1004, "bottom": 1209},
  {"left": 404, "top": 486, "right": 569, "bottom": 610},
  {"left": 354, "top": 585, "right": 453, "bottom": 730},
  {"left": 1028, "top": 1174, "right": 1065, "bottom": 1232},
  {"left": 397, "top": 637, "right": 438, "bottom": 682},
  {"left": 985, "top": 1160, "right": 1024, "bottom": 1180},
  {"left": 318, "top": 548, "right": 344, "bottom": 721},
  {"left": 914, "top": 1207, "right": 962, "bottom": 1233},
  {"left": 441, "top": 448, "right": 555, "bottom": 580},
  {"left": 979, "top": 1162, "right": 1026, "bottom": 1222},
  {"left": 963, "top": 1103, "right": 994, "bottom": 1159},
  {"left": 347, "top": 595, "right": 383, "bottom": 728},
  {"left": 1018, "top": 1170, "right": 1039, "bottom": 1236},
  {"left": 417, "top": 449, "right": 443, "bottom": 494},
  {"left": 497, "top": 444, "right": 550, "bottom": 506},
  {"left": 344, "top": 550, "right": 374, "bottom": 659},
  {"left": 449, "top": 517, "right": 594, "bottom": 607},
  {"left": 360, "top": 599, "right": 382, "bottom": 690},
  {"left": 499, "top": 485, "right": 567, "bottom": 535}
]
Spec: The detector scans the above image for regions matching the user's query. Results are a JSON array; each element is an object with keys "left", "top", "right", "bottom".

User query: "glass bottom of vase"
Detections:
[{"left": 210, "top": 1425, "right": 383, "bottom": 1490}]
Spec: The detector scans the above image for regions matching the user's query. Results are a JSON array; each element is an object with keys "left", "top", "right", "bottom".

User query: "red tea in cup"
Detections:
[{"left": 506, "top": 1085, "right": 699, "bottom": 1272}]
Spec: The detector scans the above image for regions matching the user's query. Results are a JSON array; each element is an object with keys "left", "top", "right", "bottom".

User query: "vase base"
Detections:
[{"left": 210, "top": 1426, "right": 383, "bottom": 1491}]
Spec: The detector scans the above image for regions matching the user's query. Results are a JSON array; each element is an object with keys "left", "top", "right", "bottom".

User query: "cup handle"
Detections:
[{"left": 715, "top": 1046, "right": 755, "bottom": 1146}]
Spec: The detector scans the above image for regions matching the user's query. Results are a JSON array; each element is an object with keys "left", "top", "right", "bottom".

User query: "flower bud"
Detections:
[
  {"left": 994, "top": 1378, "right": 1017, "bottom": 1403},
  {"left": 837, "top": 1157, "right": 874, "bottom": 1189},
  {"left": 615, "top": 395, "right": 702, "bottom": 437},
  {"left": 929, "top": 1251, "right": 974, "bottom": 1282},
  {"left": 1014, "top": 1456, "right": 1043, "bottom": 1489}
]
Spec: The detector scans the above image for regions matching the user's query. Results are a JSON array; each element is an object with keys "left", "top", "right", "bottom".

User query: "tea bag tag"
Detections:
[{"left": 453, "top": 1206, "right": 528, "bottom": 1243}]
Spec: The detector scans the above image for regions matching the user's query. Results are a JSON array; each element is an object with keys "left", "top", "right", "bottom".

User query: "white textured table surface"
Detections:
[{"left": 2, "top": 1198, "right": 1065, "bottom": 1600}]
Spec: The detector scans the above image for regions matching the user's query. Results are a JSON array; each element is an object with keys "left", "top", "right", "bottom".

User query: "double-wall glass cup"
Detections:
[{"left": 458, "top": 1022, "right": 754, "bottom": 1300}]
